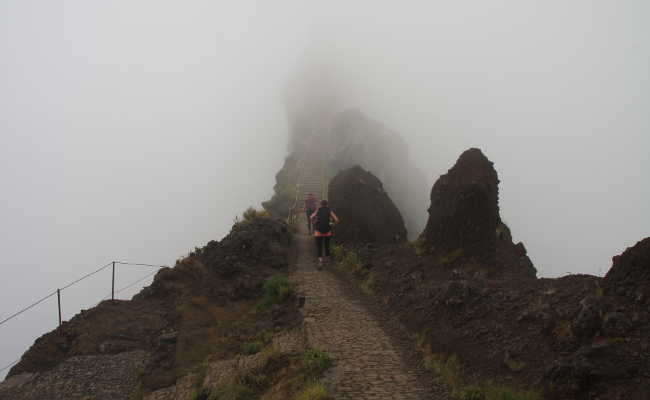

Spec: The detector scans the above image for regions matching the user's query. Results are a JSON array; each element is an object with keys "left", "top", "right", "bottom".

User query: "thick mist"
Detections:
[{"left": 2, "top": 0, "right": 649, "bottom": 379}]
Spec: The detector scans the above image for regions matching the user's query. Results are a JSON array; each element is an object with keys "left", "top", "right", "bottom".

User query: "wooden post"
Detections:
[
  {"left": 111, "top": 261, "right": 115, "bottom": 300},
  {"left": 57, "top": 289, "right": 62, "bottom": 326}
]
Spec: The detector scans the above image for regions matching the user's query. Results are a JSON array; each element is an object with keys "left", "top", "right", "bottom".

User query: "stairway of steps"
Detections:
[{"left": 297, "top": 159, "right": 327, "bottom": 205}]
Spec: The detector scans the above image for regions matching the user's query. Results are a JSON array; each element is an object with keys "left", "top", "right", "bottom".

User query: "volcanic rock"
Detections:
[
  {"left": 604, "top": 237, "right": 650, "bottom": 302},
  {"left": 544, "top": 343, "right": 639, "bottom": 396},
  {"left": 421, "top": 148, "right": 500, "bottom": 257},
  {"left": 6, "top": 217, "right": 300, "bottom": 395},
  {"left": 421, "top": 148, "right": 536, "bottom": 276},
  {"left": 328, "top": 109, "right": 428, "bottom": 238},
  {"left": 328, "top": 165, "right": 407, "bottom": 244}
]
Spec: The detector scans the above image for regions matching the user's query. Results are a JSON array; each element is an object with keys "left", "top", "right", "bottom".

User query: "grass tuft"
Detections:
[
  {"left": 424, "top": 353, "right": 461, "bottom": 389},
  {"left": 331, "top": 243, "right": 344, "bottom": 259},
  {"left": 302, "top": 349, "right": 333, "bottom": 376},
  {"left": 438, "top": 248, "right": 464, "bottom": 265},
  {"left": 256, "top": 275, "right": 294, "bottom": 311},
  {"left": 294, "top": 382, "right": 330, "bottom": 400}
]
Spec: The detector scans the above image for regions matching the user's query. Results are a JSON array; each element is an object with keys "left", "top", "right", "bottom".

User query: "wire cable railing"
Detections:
[
  {"left": 0, "top": 260, "right": 168, "bottom": 379},
  {"left": 0, "top": 260, "right": 167, "bottom": 329}
]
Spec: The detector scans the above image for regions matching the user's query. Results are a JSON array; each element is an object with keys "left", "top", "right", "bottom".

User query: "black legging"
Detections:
[
  {"left": 306, "top": 209, "right": 315, "bottom": 231},
  {"left": 315, "top": 236, "right": 331, "bottom": 257}
]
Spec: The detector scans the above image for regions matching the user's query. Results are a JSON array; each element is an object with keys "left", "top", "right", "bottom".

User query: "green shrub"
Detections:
[
  {"left": 303, "top": 349, "right": 333, "bottom": 376},
  {"left": 243, "top": 207, "right": 270, "bottom": 221},
  {"left": 241, "top": 331, "right": 274, "bottom": 355},
  {"left": 424, "top": 353, "right": 461, "bottom": 389},
  {"left": 242, "top": 340, "right": 264, "bottom": 355},
  {"left": 256, "top": 275, "right": 294, "bottom": 311},
  {"left": 342, "top": 250, "right": 368, "bottom": 277},
  {"left": 294, "top": 382, "right": 330, "bottom": 400},
  {"left": 460, "top": 388, "right": 486, "bottom": 400},
  {"left": 331, "top": 243, "right": 344, "bottom": 259}
]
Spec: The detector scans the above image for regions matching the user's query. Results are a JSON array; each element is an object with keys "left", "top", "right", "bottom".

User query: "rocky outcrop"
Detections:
[
  {"left": 604, "top": 237, "right": 650, "bottom": 301},
  {"left": 3, "top": 217, "right": 301, "bottom": 398},
  {"left": 328, "top": 165, "right": 407, "bottom": 244},
  {"left": 421, "top": 148, "right": 500, "bottom": 257},
  {"left": 328, "top": 109, "right": 428, "bottom": 238},
  {"left": 421, "top": 148, "right": 535, "bottom": 276}
]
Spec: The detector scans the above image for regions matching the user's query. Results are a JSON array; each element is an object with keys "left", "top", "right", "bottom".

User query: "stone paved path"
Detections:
[{"left": 290, "top": 226, "right": 437, "bottom": 400}]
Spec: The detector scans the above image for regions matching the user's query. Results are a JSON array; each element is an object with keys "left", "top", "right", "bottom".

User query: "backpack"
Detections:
[{"left": 315, "top": 207, "right": 332, "bottom": 233}]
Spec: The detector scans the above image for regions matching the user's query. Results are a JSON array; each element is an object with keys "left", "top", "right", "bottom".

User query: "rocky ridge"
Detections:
[
  {"left": 330, "top": 148, "right": 649, "bottom": 400},
  {"left": 1, "top": 216, "right": 307, "bottom": 399}
]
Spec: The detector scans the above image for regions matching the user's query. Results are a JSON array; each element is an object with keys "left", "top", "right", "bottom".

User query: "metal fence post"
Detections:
[
  {"left": 111, "top": 261, "right": 115, "bottom": 300},
  {"left": 57, "top": 289, "right": 62, "bottom": 326}
]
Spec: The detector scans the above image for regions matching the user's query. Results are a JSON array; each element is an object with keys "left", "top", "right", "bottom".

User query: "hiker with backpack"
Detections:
[
  {"left": 304, "top": 193, "right": 318, "bottom": 233},
  {"left": 310, "top": 200, "right": 339, "bottom": 267}
]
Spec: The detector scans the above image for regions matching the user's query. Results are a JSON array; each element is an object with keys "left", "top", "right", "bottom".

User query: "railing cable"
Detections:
[
  {"left": 0, "top": 290, "right": 58, "bottom": 328},
  {"left": 115, "top": 261, "right": 167, "bottom": 268},
  {"left": 60, "top": 262, "right": 114, "bottom": 291},
  {"left": 102, "top": 269, "right": 159, "bottom": 300},
  {"left": 0, "top": 261, "right": 165, "bottom": 329}
]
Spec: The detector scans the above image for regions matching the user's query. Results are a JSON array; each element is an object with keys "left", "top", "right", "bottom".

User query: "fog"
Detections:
[{"left": 2, "top": 0, "right": 649, "bottom": 378}]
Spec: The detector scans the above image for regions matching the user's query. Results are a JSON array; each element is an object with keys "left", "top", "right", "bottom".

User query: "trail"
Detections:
[{"left": 289, "top": 221, "right": 441, "bottom": 399}]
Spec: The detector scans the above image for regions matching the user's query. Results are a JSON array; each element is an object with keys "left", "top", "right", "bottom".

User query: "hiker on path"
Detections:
[
  {"left": 310, "top": 200, "right": 339, "bottom": 267},
  {"left": 304, "top": 193, "right": 318, "bottom": 233}
]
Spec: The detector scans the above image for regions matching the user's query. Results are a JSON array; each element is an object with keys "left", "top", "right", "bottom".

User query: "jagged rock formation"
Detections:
[
  {"left": 604, "top": 237, "right": 650, "bottom": 300},
  {"left": 328, "top": 165, "right": 407, "bottom": 244},
  {"left": 328, "top": 109, "right": 428, "bottom": 238},
  {"left": 2, "top": 217, "right": 302, "bottom": 399},
  {"left": 542, "top": 240, "right": 650, "bottom": 398},
  {"left": 329, "top": 148, "right": 649, "bottom": 399},
  {"left": 421, "top": 148, "right": 500, "bottom": 256},
  {"left": 421, "top": 148, "right": 535, "bottom": 277}
]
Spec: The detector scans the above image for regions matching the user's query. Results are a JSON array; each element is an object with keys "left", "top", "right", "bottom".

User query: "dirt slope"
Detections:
[{"left": 2, "top": 216, "right": 302, "bottom": 397}]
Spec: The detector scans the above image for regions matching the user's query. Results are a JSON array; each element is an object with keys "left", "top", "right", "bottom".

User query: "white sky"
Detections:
[{"left": 2, "top": 0, "right": 649, "bottom": 378}]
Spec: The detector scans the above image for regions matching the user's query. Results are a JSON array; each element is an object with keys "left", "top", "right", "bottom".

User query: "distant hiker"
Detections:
[
  {"left": 310, "top": 200, "right": 339, "bottom": 268},
  {"left": 304, "top": 193, "right": 318, "bottom": 233}
]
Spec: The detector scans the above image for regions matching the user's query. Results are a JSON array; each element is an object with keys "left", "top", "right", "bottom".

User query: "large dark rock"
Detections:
[
  {"left": 328, "top": 109, "right": 428, "bottom": 238},
  {"left": 604, "top": 237, "right": 650, "bottom": 302},
  {"left": 421, "top": 148, "right": 500, "bottom": 257},
  {"left": 328, "top": 165, "right": 407, "bottom": 244},
  {"left": 421, "top": 148, "right": 536, "bottom": 276},
  {"left": 544, "top": 343, "right": 639, "bottom": 396}
]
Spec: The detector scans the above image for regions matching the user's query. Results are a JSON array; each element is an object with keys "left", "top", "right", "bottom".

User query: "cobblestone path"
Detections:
[{"left": 290, "top": 227, "right": 437, "bottom": 400}]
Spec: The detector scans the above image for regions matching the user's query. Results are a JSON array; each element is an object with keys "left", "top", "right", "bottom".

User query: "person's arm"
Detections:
[
  {"left": 330, "top": 211, "right": 339, "bottom": 224},
  {"left": 310, "top": 211, "right": 317, "bottom": 221}
]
